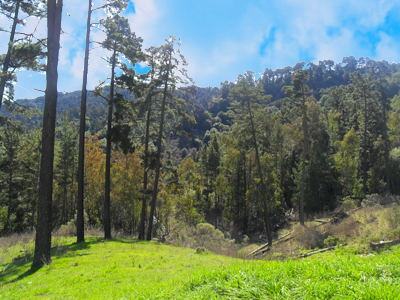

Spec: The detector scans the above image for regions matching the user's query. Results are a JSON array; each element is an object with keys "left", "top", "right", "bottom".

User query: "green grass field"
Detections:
[{"left": 1, "top": 236, "right": 400, "bottom": 299}]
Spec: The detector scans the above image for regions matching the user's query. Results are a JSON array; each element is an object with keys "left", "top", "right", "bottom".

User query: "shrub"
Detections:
[
  {"left": 324, "top": 236, "right": 339, "bottom": 247},
  {"left": 384, "top": 203, "right": 400, "bottom": 231},
  {"left": 165, "top": 221, "right": 239, "bottom": 256},
  {"left": 293, "top": 225, "right": 325, "bottom": 249},
  {"left": 57, "top": 219, "right": 76, "bottom": 237}
]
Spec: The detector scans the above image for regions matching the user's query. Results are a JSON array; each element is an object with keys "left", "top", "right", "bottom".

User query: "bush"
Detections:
[
  {"left": 293, "top": 225, "right": 325, "bottom": 249},
  {"left": 324, "top": 236, "right": 339, "bottom": 247},
  {"left": 384, "top": 203, "right": 400, "bottom": 231},
  {"left": 165, "top": 221, "right": 239, "bottom": 256},
  {"left": 57, "top": 220, "right": 76, "bottom": 237}
]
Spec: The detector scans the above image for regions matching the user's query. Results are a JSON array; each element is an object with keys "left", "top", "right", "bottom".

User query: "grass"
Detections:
[
  {"left": 175, "top": 248, "right": 400, "bottom": 299},
  {"left": 1, "top": 235, "right": 400, "bottom": 299},
  {"left": 2, "top": 202, "right": 400, "bottom": 299},
  {"left": 0, "top": 237, "right": 237, "bottom": 299}
]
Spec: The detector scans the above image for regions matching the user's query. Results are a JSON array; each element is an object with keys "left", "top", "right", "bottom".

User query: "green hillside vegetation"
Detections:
[
  {"left": 2, "top": 1, "right": 400, "bottom": 299},
  {"left": 3, "top": 57, "right": 400, "bottom": 256},
  {"left": 1, "top": 201, "right": 400, "bottom": 299}
]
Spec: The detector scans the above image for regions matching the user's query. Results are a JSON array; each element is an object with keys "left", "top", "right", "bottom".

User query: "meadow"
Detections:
[{"left": 1, "top": 233, "right": 400, "bottom": 299}]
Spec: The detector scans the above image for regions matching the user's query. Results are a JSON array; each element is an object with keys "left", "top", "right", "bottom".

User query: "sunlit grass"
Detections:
[
  {"left": 0, "top": 237, "right": 237, "bottom": 299},
  {"left": 2, "top": 203, "right": 400, "bottom": 300},
  {"left": 174, "top": 247, "right": 400, "bottom": 299}
]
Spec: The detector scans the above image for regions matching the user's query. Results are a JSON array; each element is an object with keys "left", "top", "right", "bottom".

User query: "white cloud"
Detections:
[
  {"left": 126, "top": 0, "right": 162, "bottom": 48},
  {"left": 3, "top": 0, "right": 400, "bottom": 99},
  {"left": 376, "top": 32, "right": 400, "bottom": 62}
]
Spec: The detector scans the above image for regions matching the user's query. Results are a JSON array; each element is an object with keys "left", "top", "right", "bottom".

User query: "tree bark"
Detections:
[
  {"left": 245, "top": 94, "right": 272, "bottom": 245},
  {"left": 77, "top": 0, "right": 92, "bottom": 244},
  {"left": 139, "top": 106, "right": 151, "bottom": 240},
  {"left": 6, "top": 167, "right": 13, "bottom": 229},
  {"left": 300, "top": 87, "right": 308, "bottom": 226},
  {"left": 362, "top": 88, "right": 368, "bottom": 196},
  {"left": 104, "top": 48, "right": 117, "bottom": 240},
  {"left": 378, "top": 71, "right": 391, "bottom": 194},
  {"left": 147, "top": 53, "right": 171, "bottom": 241},
  {"left": 0, "top": 0, "right": 20, "bottom": 109},
  {"left": 32, "top": 0, "right": 63, "bottom": 269}
]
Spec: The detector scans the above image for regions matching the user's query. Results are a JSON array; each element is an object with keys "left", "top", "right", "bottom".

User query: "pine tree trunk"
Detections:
[
  {"left": 104, "top": 49, "right": 116, "bottom": 240},
  {"left": 379, "top": 73, "right": 391, "bottom": 194},
  {"left": 147, "top": 54, "right": 171, "bottom": 241},
  {"left": 246, "top": 97, "right": 272, "bottom": 245},
  {"left": 62, "top": 164, "right": 68, "bottom": 224},
  {"left": 300, "top": 90, "right": 308, "bottom": 226},
  {"left": 6, "top": 169, "right": 13, "bottom": 230},
  {"left": 32, "top": 0, "right": 63, "bottom": 269},
  {"left": 362, "top": 89, "right": 368, "bottom": 196},
  {"left": 139, "top": 107, "right": 151, "bottom": 240},
  {"left": 0, "top": 0, "right": 20, "bottom": 109},
  {"left": 76, "top": 0, "right": 92, "bottom": 243}
]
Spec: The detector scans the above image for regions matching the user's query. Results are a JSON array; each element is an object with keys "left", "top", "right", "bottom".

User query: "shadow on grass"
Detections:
[
  {"left": 0, "top": 252, "right": 35, "bottom": 285},
  {"left": 0, "top": 236, "right": 142, "bottom": 285}
]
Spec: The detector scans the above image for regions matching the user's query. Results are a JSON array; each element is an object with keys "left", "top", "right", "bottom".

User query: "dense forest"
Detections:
[
  {"left": 2, "top": 0, "right": 400, "bottom": 267},
  {"left": 3, "top": 56, "right": 400, "bottom": 238}
]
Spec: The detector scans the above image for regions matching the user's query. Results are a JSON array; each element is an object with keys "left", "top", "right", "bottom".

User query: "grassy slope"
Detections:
[
  {"left": 0, "top": 237, "right": 239, "bottom": 299},
  {"left": 1, "top": 237, "right": 400, "bottom": 299}
]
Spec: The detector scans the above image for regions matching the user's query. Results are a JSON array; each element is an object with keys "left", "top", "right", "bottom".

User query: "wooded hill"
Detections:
[{"left": 2, "top": 56, "right": 400, "bottom": 244}]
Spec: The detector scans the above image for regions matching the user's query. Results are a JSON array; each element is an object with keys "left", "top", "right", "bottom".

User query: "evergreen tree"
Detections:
[
  {"left": 0, "top": 0, "right": 45, "bottom": 108},
  {"left": 283, "top": 70, "right": 310, "bottom": 225},
  {"left": 229, "top": 76, "right": 273, "bottom": 245},
  {"left": 147, "top": 36, "right": 194, "bottom": 240},
  {"left": 97, "top": 14, "right": 143, "bottom": 239},
  {"left": 77, "top": 0, "right": 130, "bottom": 243},
  {"left": 56, "top": 114, "right": 78, "bottom": 226},
  {"left": 32, "top": 0, "right": 63, "bottom": 269},
  {"left": 350, "top": 71, "right": 378, "bottom": 196}
]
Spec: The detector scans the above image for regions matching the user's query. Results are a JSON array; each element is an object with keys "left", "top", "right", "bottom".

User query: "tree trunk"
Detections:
[
  {"left": 139, "top": 106, "right": 151, "bottom": 240},
  {"left": 62, "top": 164, "right": 68, "bottom": 224},
  {"left": 383, "top": 101, "right": 390, "bottom": 194},
  {"left": 104, "top": 49, "right": 116, "bottom": 240},
  {"left": 0, "top": 0, "right": 20, "bottom": 109},
  {"left": 76, "top": 0, "right": 92, "bottom": 243},
  {"left": 147, "top": 54, "right": 171, "bottom": 241},
  {"left": 300, "top": 90, "right": 308, "bottom": 226},
  {"left": 6, "top": 168, "right": 13, "bottom": 230},
  {"left": 32, "top": 0, "right": 63, "bottom": 269},
  {"left": 245, "top": 96, "right": 272, "bottom": 245},
  {"left": 362, "top": 89, "right": 368, "bottom": 196},
  {"left": 378, "top": 73, "right": 391, "bottom": 194}
]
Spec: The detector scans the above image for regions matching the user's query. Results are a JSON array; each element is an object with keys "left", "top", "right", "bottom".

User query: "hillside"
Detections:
[
  {"left": 3, "top": 56, "right": 400, "bottom": 248},
  {"left": 1, "top": 216, "right": 400, "bottom": 300}
]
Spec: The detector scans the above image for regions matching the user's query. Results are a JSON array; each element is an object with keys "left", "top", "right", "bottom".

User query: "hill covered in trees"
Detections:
[{"left": 2, "top": 55, "right": 400, "bottom": 244}]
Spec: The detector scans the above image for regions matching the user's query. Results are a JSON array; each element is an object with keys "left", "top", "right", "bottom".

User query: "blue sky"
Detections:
[{"left": 1, "top": 0, "right": 400, "bottom": 100}]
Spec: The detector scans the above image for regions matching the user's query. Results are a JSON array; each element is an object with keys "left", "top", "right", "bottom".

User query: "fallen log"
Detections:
[
  {"left": 247, "top": 231, "right": 293, "bottom": 257},
  {"left": 370, "top": 238, "right": 400, "bottom": 250},
  {"left": 348, "top": 207, "right": 361, "bottom": 214},
  {"left": 299, "top": 243, "right": 348, "bottom": 258},
  {"left": 274, "top": 236, "right": 293, "bottom": 246},
  {"left": 314, "top": 219, "right": 329, "bottom": 224}
]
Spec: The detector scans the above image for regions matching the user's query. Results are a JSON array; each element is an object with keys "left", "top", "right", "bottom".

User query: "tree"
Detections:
[
  {"left": 334, "top": 128, "right": 361, "bottom": 197},
  {"left": 283, "top": 70, "right": 309, "bottom": 225},
  {"left": 350, "top": 71, "right": 377, "bottom": 196},
  {"left": 229, "top": 75, "right": 273, "bottom": 245},
  {"left": 32, "top": 0, "right": 62, "bottom": 268},
  {"left": 146, "top": 36, "right": 194, "bottom": 240},
  {"left": 370, "top": 62, "right": 392, "bottom": 193},
  {"left": 56, "top": 114, "right": 78, "bottom": 225},
  {"left": 0, "top": 109, "right": 41, "bottom": 234},
  {"left": 97, "top": 14, "right": 143, "bottom": 239},
  {"left": 0, "top": 0, "right": 45, "bottom": 108},
  {"left": 76, "top": 0, "right": 130, "bottom": 243}
]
